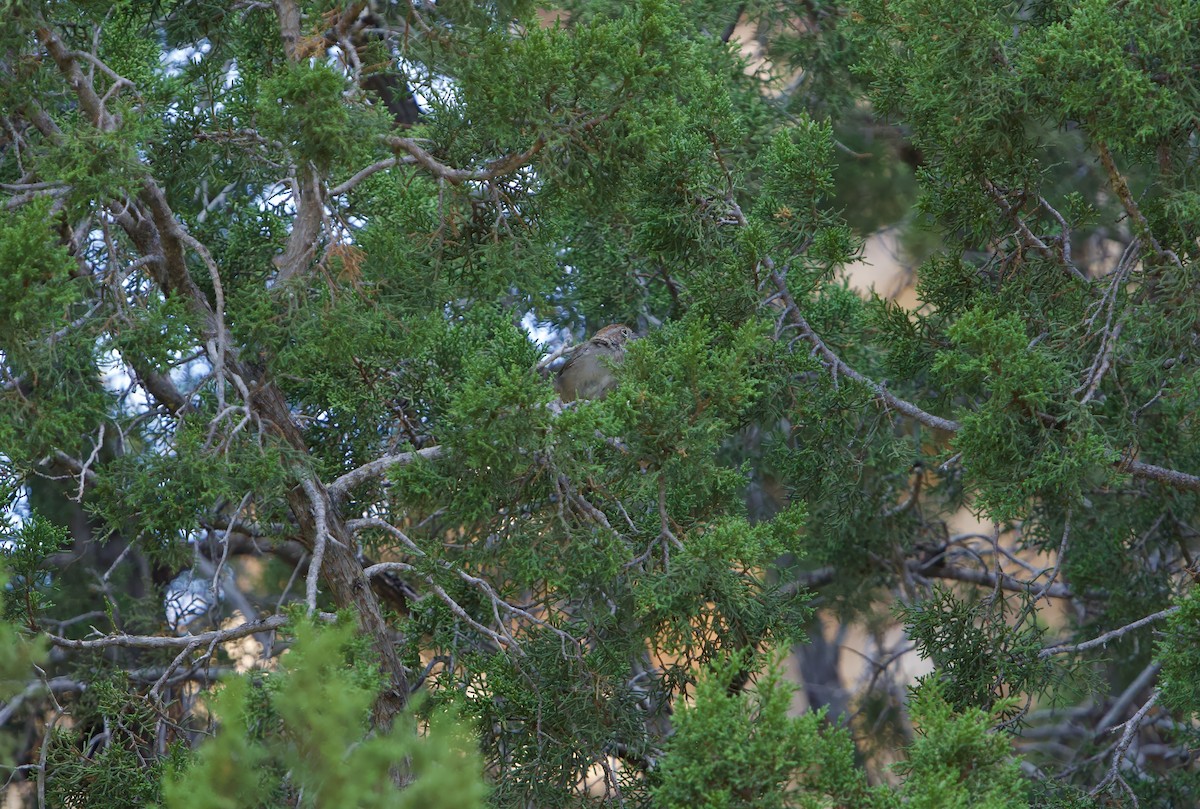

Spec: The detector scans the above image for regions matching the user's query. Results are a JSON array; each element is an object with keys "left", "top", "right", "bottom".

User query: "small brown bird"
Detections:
[{"left": 555, "top": 324, "right": 635, "bottom": 402}]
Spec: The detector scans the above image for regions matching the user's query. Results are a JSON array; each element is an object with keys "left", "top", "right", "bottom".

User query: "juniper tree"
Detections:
[{"left": 2, "top": 1, "right": 1200, "bottom": 807}]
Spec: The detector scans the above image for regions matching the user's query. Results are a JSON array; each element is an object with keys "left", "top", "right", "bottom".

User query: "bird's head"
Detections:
[{"left": 590, "top": 324, "right": 636, "bottom": 348}]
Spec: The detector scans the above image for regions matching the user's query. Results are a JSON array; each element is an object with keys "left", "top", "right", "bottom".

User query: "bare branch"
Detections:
[
  {"left": 0, "top": 180, "right": 64, "bottom": 192},
  {"left": 1037, "top": 194, "right": 1078, "bottom": 269},
  {"left": 262, "top": 0, "right": 327, "bottom": 283},
  {"left": 405, "top": 0, "right": 435, "bottom": 35},
  {"left": 301, "top": 478, "right": 332, "bottom": 615},
  {"left": 780, "top": 566, "right": 837, "bottom": 594},
  {"left": 5, "top": 185, "right": 69, "bottom": 210},
  {"left": 197, "top": 181, "right": 238, "bottom": 224},
  {"left": 363, "top": 561, "right": 416, "bottom": 578},
  {"left": 348, "top": 516, "right": 426, "bottom": 557},
  {"left": 35, "top": 24, "right": 117, "bottom": 131},
  {"left": 657, "top": 475, "right": 683, "bottom": 551},
  {"left": 37, "top": 707, "right": 63, "bottom": 809},
  {"left": 32, "top": 12, "right": 411, "bottom": 725},
  {"left": 384, "top": 135, "right": 546, "bottom": 186},
  {"left": 364, "top": 561, "right": 516, "bottom": 652},
  {"left": 1097, "top": 662, "right": 1160, "bottom": 734},
  {"left": 1091, "top": 689, "right": 1159, "bottom": 801},
  {"left": 365, "top": 551, "right": 578, "bottom": 652},
  {"left": 913, "top": 561, "right": 1075, "bottom": 599},
  {"left": 1033, "top": 510, "right": 1071, "bottom": 603},
  {"left": 71, "top": 49, "right": 135, "bottom": 102},
  {"left": 1095, "top": 140, "right": 1182, "bottom": 270},
  {"left": 210, "top": 492, "right": 252, "bottom": 603},
  {"left": 126, "top": 353, "right": 190, "bottom": 414},
  {"left": 72, "top": 423, "right": 105, "bottom": 502},
  {"left": 1121, "top": 459, "right": 1200, "bottom": 493},
  {"left": 1076, "top": 304, "right": 1125, "bottom": 406},
  {"left": 43, "top": 450, "right": 98, "bottom": 489},
  {"left": 330, "top": 155, "right": 418, "bottom": 196},
  {"left": 272, "top": 166, "right": 325, "bottom": 285},
  {"left": 536, "top": 339, "right": 576, "bottom": 372},
  {"left": 982, "top": 179, "right": 1087, "bottom": 283},
  {"left": 1039, "top": 607, "right": 1179, "bottom": 659},
  {"left": 0, "top": 678, "right": 83, "bottom": 727},
  {"left": 148, "top": 641, "right": 201, "bottom": 701},
  {"left": 557, "top": 472, "right": 617, "bottom": 534},
  {"left": 329, "top": 445, "right": 444, "bottom": 500},
  {"left": 272, "top": 0, "right": 303, "bottom": 61},
  {"left": 47, "top": 615, "right": 288, "bottom": 651},
  {"left": 771, "top": 269, "right": 961, "bottom": 433},
  {"left": 455, "top": 567, "right": 578, "bottom": 649},
  {"left": 770, "top": 267, "right": 1200, "bottom": 492},
  {"left": 46, "top": 301, "right": 102, "bottom": 344}
]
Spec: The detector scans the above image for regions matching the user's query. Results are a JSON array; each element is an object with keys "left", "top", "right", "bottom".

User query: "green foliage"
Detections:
[
  {"left": 1020, "top": 0, "right": 1198, "bottom": 149},
  {"left": 759, "top": 122, "right": 836, "bottom": 225},
  {"left": 900, "top": 587, "right": 1052, "bottom": 716},
  {"left": 657, "top": 655, "right": 1032, "bottom": 808},
  {"left": 0, "top": 200, "right": 115, "bottom": 465},
  {"left": 47, "top": 723, "right": 172, "bottom": 809},
  {"left": 1028, "top": 782, "right": 1098, "bottom": 809},
  {"left": 0, "top": 496, "right": 48, "bottom": 777},
  {"left": 611, "top": 317, "right": 768, "bottom": 468},
  {"left": 849, "top": 0, "right": 1026, "bottom": 179},
  {"left": 0, "top": 566, "right": 46, "bottom": 702},
  {"left": 0, "top": 200, "right": 81, "bottom": 347},
  {"left": 89, "top": 419, "right": 295, "bottom": 558},
  {"left": 5, "top": 0, "right": 1200, "bottom": 803},
  {"left": 1, "top": 513, "right": 72, "bottom": 628},
  {"left": 895, "top": 679, "right": 1027, "bottom": 808},
  {"left": 96, "top": 2, "right": 162, "bottom": 90},
  {"left": 36, "top": 665, "right": 181, "bottom": 808},
  {"left": 635, "top": 507, "right": 811, "bottom": 671},
  {"left": 1157, "top": 586, "right": 1200, "bottom": 720},
  {"left": 164, "top": 675, "right": 268, "bottom": 809},
  {"left": 256, "top": 63, "right": 384, "bottom": 172},
  {"left": 110, "top": 292, "right": 200, "bottom": 370},
  {"left": 162, "top": 620, "right": 487, "bottom": 809},
  {"left": 933, "top": 307, "right": 1110, "bottom": 521},
  {"left": 755, "top": 117, "right": 857, "bottom": 280},
  {"left": 0, "top": 485, "right": 41, "bottom": 680},
  {"left": 441, "top": 311, "right": 554, "bottom": 475},
  {"left": 655, "top": 653, "right": 892, "bottom": 809},
  {"left": 44, "top": 116, "right": 153, "bottom": 216}
]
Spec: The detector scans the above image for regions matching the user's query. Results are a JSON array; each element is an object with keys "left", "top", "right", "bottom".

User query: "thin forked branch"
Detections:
[
  {"left": 47, "top": 615, "right": 289, "bottom": 651},
  {"left": 1039, "top": 606, "right": 1179, "bottom": 659}
]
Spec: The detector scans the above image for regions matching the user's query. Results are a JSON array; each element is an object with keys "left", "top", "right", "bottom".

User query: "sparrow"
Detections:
[{"left": 555, "top": 324, "right": 636, "bottom": 402}]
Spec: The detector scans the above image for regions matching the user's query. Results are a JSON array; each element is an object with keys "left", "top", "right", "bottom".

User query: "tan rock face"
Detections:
[{"left": 845, "top": 227, "right": 918, "bottom": 309}]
